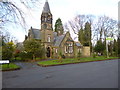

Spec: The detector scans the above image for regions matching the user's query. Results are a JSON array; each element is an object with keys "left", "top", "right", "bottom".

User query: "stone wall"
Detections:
[{"left": 82, "top": 46, "right": 90, "bottom": 57}]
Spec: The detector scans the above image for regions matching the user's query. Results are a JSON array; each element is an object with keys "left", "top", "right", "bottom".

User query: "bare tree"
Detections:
[
  {"left": 94, "top": 15, "right": 118, "bottom": 41},
  {"left": 0, "top": 30, "right": 17, "bottom": 44},
  {"left": 64, "top": 14, "right": 94, "bottom": 43},
  {"left": 64, "top": 14, "right": 94, "bottom": 35},
  {"left": 64, "top": 14, "right": 117, "bottom": 48},
  {"left": 65, "top": 15, "right": 85, "bottom": 35},
  {"left": 0, "top": 0, "right": 41, "bottom": 31}
]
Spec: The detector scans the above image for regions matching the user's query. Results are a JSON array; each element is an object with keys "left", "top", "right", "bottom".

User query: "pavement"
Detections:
[{"left": 2, "top": 59, "right": 119, "bottom": 88}]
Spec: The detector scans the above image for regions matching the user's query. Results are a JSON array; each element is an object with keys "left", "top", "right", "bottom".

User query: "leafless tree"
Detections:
[
  {"left": 0, "top": 0, "right": 41, "bottom": 31},
  {"left": 0, "top": 30, "right": 17, "bottom": 44},
  {"left": 64, "top": 14, "right": 94, "bottom": 41},
  {"left": 64, "top": 14, "right": 94, "bottom": 34},
  {"left": 94, "top": 15, "right": 118, "bottom": 41},
  {"left": 64, "top": 14, "right": 117, "bottom": 47}
]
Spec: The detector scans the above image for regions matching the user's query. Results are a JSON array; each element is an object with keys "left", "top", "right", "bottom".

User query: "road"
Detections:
[{"left": 2, "top": 59, "right": 118, "bottom": 88}]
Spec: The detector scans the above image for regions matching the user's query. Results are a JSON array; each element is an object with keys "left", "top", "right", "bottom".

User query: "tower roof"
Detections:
[{"left": 42, "top": 0, "right": 51, "bottom": 13}]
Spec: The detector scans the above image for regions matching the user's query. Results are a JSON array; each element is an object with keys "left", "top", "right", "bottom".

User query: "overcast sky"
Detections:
[{"left": 10, "top": 0, "right": 119, "bottom": 42}]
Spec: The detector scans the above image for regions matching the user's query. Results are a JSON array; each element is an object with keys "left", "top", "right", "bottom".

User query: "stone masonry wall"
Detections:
[{"left": 82, "top": 46, "right": 90, "bottom": 57}]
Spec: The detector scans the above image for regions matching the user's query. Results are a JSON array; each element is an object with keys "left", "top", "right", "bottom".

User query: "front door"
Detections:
[{"left": 46, "top": 47, "right": 50, "bottom": 58}]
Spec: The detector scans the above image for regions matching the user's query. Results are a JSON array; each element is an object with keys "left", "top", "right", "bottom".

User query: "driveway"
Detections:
[{"left": 2, "top": 59, "right": 118, "bottom": 88}]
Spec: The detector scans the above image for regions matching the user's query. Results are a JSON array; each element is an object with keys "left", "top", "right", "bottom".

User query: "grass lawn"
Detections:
[
  {"left": 0, "top": 63, "right": 20, "bottom": 71},
  {"left": 38, "top": 56, "right": 118, "bottom": 67}
]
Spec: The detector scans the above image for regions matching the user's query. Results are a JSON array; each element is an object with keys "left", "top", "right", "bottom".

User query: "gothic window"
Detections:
[
  {"left": 42, "top": 17, "right": 44, "bottom": 22},
  {"left": 69, "top": 46, "right": 73, "bottom": 53},
  {"left": 48, "top": 18, "right": 50, "bottom": 21},
  {"left": 47, "top": 18, "right": 52, "bottom": 24},
  {"left": 47, "top": 36, "right": 51, "bottom": 42},
  {"left": 50, "top": 18, "right": 52, "bottom": 23},
  {"left": 68, "top": 42, "right": 73, "bottom": 53},
  {"left": 65, "top": 42, "right": 73, "bottom": 54},
  {"left": 45, "top": 18, "right": 47, "bottom": 22},
  {"left": 65, "top": 46, "right": 68, "bottom": 53},
  {"left": 55, "top": 49, "right": 58, "bottom": 53},
  {"left": 42, "top": 19, "right": 44, "bottom": 22}
]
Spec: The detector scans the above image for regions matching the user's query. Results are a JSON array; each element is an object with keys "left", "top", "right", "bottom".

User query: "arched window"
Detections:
[
  {"left": 46, "top": 47, "right": 50, "bottom": 57},
  {"left": 45, "top": 18, "right": 47, "bottom": 22},
  {"left": 65, "top": 41, "right": 73, "bottom": 54},
  {"left": 68, "top": 42, "right": 73, "bottom": 53},
  {"left": 47, "top": 36, "right": 51, "bottom": 42}
]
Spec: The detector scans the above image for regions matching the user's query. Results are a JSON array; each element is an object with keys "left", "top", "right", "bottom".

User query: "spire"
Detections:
[{"left": 42, "top": 0, "right": 51, "bottom": 13}]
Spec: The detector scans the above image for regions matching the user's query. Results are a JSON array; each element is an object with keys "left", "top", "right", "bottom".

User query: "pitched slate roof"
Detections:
[
  {"left": 42, "top": 0, "right": 51, "bottom": 13},
  {"left": 53, "top": 32, "right": 57, "bottom": 38},
  {"left": 54, "top": 34, "right": 65, "bottom": 47},
  {"left": 31, "top": 28, "right": 41, "bottom": 39},
  {"left": 29, "top": 27, "right": 79, "bottom": 47}
]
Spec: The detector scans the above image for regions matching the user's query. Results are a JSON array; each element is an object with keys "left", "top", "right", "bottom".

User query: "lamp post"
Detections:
[{"left": 106, "top": 39, "right": 109, "bottom": 58}]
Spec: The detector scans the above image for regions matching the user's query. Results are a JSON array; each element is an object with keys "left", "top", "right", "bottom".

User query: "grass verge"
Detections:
[
  {"left": 0, "top": 63, "right": 20, "bottom": 71},
  {"left": 38, "top": 56, "right": 118, "bottom": 67}
]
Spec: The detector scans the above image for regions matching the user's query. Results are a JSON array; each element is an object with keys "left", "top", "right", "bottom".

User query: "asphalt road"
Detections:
[{"left": 2, "top": 59, "right": 118, "bottom": 88}]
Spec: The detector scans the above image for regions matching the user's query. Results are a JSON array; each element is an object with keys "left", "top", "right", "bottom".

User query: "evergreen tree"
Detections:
[
  {"left": 54, "top": 18, "right": 64, "bottom": 35},
  {"left": 108, "top": 41, "right": 114, "bottom": 56},
  {"left": 118, "top": 37, "right": 120, "bottom": 57},
  {"left": 113, "top": 39, "right": 118, "bottom": 56},
  {"left": 94, "top": 40, "right": 106, "bottom": 55},
  {"left": 78, "top": 27, "right": 85, "bottom": 45},
  {"left": 84, "top": 22, "right": 91, "bottom": 46}
]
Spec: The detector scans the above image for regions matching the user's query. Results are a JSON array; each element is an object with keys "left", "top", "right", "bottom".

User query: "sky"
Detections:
[{"left": 8, "top": 0, "right": 119, "bottom": 42}]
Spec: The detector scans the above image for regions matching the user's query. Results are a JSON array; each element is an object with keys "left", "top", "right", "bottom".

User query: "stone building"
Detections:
[{"left": 25, "top": 0, "right": 90, "bottom": 58}]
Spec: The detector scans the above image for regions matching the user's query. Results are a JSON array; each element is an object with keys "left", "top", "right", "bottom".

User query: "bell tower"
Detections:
[
  {"left": 40, "top": 0, "right": 53, "bottom": 44},
  {"left": 41, "top": 0, "right": 52, "bottom": 30},
  {"left": 40, "top": 0, "right": 53, "bottom": 58}
]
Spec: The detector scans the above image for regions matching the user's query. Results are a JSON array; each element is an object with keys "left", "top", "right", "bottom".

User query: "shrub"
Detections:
[
  {"left": 19, "top": 51, "right": 32, "bottom": 61},
  {"left": 62, "top": 54, "right": 66, "bottom": 59},
  {"left": 103, "top": 50, "right": 107, "bottom": 57},
  {"left": 77, "top": 51, "right": 81, "bottom": 60},
  {"left": 92, "top": 52, "right": 97, "bottom": 58}
]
